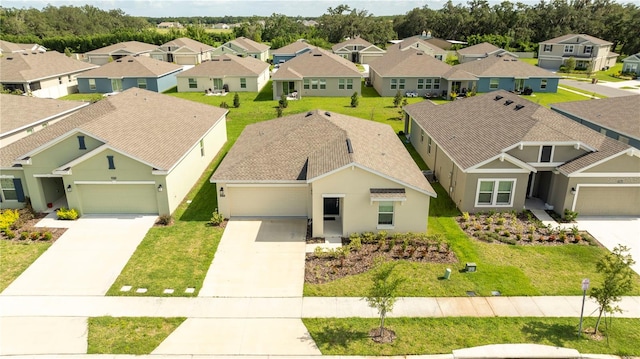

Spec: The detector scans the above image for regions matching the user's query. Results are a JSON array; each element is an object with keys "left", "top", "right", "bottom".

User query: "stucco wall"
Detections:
[
  {"left": 459, "top": 172, "right": 529, "bottom": 213},
  {"left": 0, "top": 170, "right": 27, "bottom": 209}
]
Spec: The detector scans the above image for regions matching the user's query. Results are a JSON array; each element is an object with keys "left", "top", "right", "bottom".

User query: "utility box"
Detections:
[
  {"left": 465, "top": 262, "right": 477, "bottom": 272},
  {"left": 443, "top": 268, "right": 452, "bottom": 280}
]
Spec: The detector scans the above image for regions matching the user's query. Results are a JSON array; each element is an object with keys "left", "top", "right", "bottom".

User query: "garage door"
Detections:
[
  {"left": 228, "top": 186, "right": 308, "bottom": 217},
  {"left": 575, "top": 186, "right": 640, "bottom": 216},
  {"left": 78, "top": 184, "right": 158, "bottom": 214},
  {"left": 538, "top": 58, "right": 562, "bottom": 70},
  {"left": 175, "top": 56, "right": 196, "bottom": 65}
]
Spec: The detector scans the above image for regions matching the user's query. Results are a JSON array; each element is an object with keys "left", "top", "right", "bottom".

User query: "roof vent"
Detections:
[
  {"left": 223, "top": 59, "right": 231, "bottom": 61},
  {"left": 346, "top": 138, "right": 353, "bottom": 154},
  {"left": 514, "top": 104, "right": 525, "bottom": 110},
  {"left": 6, "top": 57, "right": 12, "bottom": 60},
  {"left": 324, "top": 111, "right": 331, "bottom": 117},
  {"left": 305, "top": 111, "right": 313, "bottom": 117},
  {"left": 116, "top": 59, "right": 122, "bottom": 62},
  {"left": 504, "top": 100, "right": 514, "bottom": 106},
  {"left": 417, "top": 52, "right": 423, "bottom": 55},
  {"left": 127, "top": 59, "right": 134, "bottom": 62},
  {"left": 494, "top": 95, "right": 503, "bottom": 101},
  {"left": 313, "top": 53, "right": 322, "bottom": 57}
]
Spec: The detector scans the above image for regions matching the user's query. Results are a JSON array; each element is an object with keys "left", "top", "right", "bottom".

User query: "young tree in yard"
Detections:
[
  {"left": 590, "top": 245, "right": 635, "bottom": 335},
  {"left": 393, "top": 90, "right": 403, "bottom": 107},
  {"left": 350, "top": 91, "right": 359, "bottom": 107},
  {"left": 233, "top": 93, "right": 240, "bottom": 108},
  {"left": 565, "top": 57, "right": 577, "bottom": 72},
  {"left": 364, "top": 260, "right": 405, "bottom": 342}
]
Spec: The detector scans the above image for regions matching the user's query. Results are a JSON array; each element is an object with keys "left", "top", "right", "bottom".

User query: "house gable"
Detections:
[
  {"left": 579, "top": 151, "right": 640, "bottom": 175},
  {"left": 19, "top": 130, "right": 105, "bottom": 171}
]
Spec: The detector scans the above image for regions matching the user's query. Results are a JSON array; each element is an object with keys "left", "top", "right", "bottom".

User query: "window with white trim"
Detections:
[
  {"left": 489, "top": 78, "right": 499, "bottom": 89},
  {"left": 433, "top": 78, "right": 440, "bottom": 89},
  {"left": 89, "top": 79, "right": 96, "bottom": 90},
  {"left": 200, "top": 139, "right": 205, "bottom": 156},
  {"left": 583, "top": 46, "right": 592, "bottom": 54},
  {"left": 540, "top": 79, "right": 548, "bottom": 89},
  {"left": 543, "top": 44, "right": 552, "bottom": 52},
  {"left": 303, "top": 79, "right": 310, "bottom": 89},
  {"left": 240, "top": 78, "right": 247, "bottom": 89},
  {"left": 427, "top": 137, "right": 432, "bottom": 154},
  {"left": 188, "top": 78, "right": 197, "bottom": 89},
  {"left": 0, "top": 178, "right": 17, "bottom": 201},
  {"left": 390, "top": 78, "right": 405, "bottom": 90},
  {"left": 417, "top": 78, "right": 425, "bottom": 89},
  {"left": 420, "top": 129, "right": 424, "bottom": 142},
  {"left": 311, "top": 79, "right": 318, "bottom": 89},
  {"left": 319, "top": 79, "right": 326, "bottom": 90},
  {"left": 540, "top": 145, "right": 552, "bottom": 162},
  {"left": 564, "top": 45, "right": 574, "bottom": 53},
  {"left": 476, "top": 179, "right": 515, "bottom": 206},
  {"left": 378, "top": 201, "right": 394, "bottom": 226},
  {"left": 137, "top": 78, "right": 147, "bottom": 89}
]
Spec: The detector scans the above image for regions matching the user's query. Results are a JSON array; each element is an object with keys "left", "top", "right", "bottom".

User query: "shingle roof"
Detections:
[
  {"left": 211, "top": 110, "right": 435, "bottom": 196},
  {"left": 76, "top": 55, "right": 183, "bottom": 78},
  {"left": 161, "top": 37, "right": 215, "bottom": 52},
  {"left": 271, "top": 41, "right": 314, "bottom": 55},
  {"left": 454, "top": 54, "right": 560, "bottom": 78},
  {"left": 541, "top": 34, "right": 612, "bottom": 45},
  {"left": 551, "top": 96, "right": 640, "bottom": 140},
  {"left": 623, "top": 53, "right": 640, "bottom": 62},
  {"left": 332, "top": 37, "right": 374, "bottom": 52},
  {"left": 0, "top": 88, "right": 227, "bottom": 171},
  {"left": 405, "top": 90, "right": 630, "bottom": 173},
  {"left": 441, "top": 67, "right": 478, "bottom": 81},
  {"left": 229, "top": 36, "right": 270, "bottom": 53},
  {"left": 395, "top": 36, "right": 447, "bottom": 53},
  {"left": 0, "top": 40, "right": 44, "bottom": 54},
  {"left": 369, "top": 47, "right": 453, "bottom": 77},
  {"left": 177, "top": 54, "right": 269, "bottom": 77},
  {"left": 85, "top": 41, "right": 158, "bottom": 55},
  {"left": 0, "top": 51, "right": 98, "bottom": 83},
  {"left": 272, "top": 48, "right": 361, "bottom": 79},
  {"left": 456, "top": 42, "right": 500, "bottom": 55},
  {"left": 0, "top": 95, "right": 87, "bottom": 137}
]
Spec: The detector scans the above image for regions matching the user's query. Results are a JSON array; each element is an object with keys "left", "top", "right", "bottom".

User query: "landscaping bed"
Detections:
[{"left": 0, "top": 208, "right": 65, "bottom": 243}]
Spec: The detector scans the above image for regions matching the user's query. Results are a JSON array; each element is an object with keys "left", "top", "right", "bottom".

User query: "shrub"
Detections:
[
  {"left": 5, "top": 229, "right": 15, "bottom": 239},
  {"left": 156, "top": 214, "right": 172, "bottom": 226},
  {"left": 233, "top": 93, "right": 240, "bottom": 108},
  {"left": 461, "top": 212, "right": 470, "bottom": 222},
  {"left": 393, "top": 90, "right": 402, "bottom": 107},
  {"left": 350, "top": 91, "right": 359, "bottom": 107},
  {"left": 29, "top": 231, "right": 41, "bottom": 240},
  {"left": 41, "top": 231, "right": 52, "bottom": 241},
  {"left": 376, "top": 231, "right": 388, "bottom": 241},
  {"left": 349, "top": 236, "right": 362, "bottom": 251},
  {"left": 0, "top": 209, "right": 20, "bottom": 233},
  {"left": 210, "top": 209, "right": 224, "bottom": 226},
  {"left": 276, "top": 105, "right": 284, "bottom": 117},
  {"left": 279, "top": 93, "right": 288, "bottom": 108},
  {"left": 361, "top": 232, "right": 375, "bottom": 244},
  {"left": 19, "top": 231, "right": 29, "bottom": 240},
  {"left": 56, "top": 207, "right": 79, "bottom": 220},
  {"left": 563, "top": 208, "right": 579, "bottom": 222},
  {"left": 219, "top": 101, "right": 230, "bottom": 109},
  {"left": 496, "top": 217, "right": 506, "bottom": 226}
]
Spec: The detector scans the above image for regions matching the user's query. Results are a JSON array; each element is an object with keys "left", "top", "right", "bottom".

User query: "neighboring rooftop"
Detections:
[
  {"left": 271, "top": 40, "right": 314, "bottom": 55},
  {"left": 272, "top": 48, "right": 361, "bottom": 79},
  {"left": 85, "top": 41, "right": 158, "bottom": 55},
  {"left": 0, "top": 51, "right": 98, "bottom": 83},
  {"left": 0, "top": 40, "right": 46, "bottom": 54},
  {"left": 369, "top": 47, "right": 452, "bottom": 76},
  {"left": 160, "top": 37, "right": 215, "bottom": 52},
  {"left": 454, "top": 54, "right": 559, "bottom": 78},
  {"left": 76, "top": 55, "right": 183, "bottom": 78},
  {"left": 227, "top": 36, "right": 270, "bottom": 53},
  {"left": 541, "top": 34, "right": 612, "bottom": 45},
  {"left": 332, "top": 37, "right": 375, "bottom": 52},
  {"left": 457, "top": 42, "right": 501, "bottom": 55},
  {"left": 178, "top": 54, "right": 269, "bottom": 77}
]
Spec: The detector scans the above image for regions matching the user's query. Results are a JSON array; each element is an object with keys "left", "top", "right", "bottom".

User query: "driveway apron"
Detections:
[
  {"left": 577, "top": 216, "right": 640, "bottom": 275},
  {"left": 1, "top": 214, "right": 157, "bottom": 296}
]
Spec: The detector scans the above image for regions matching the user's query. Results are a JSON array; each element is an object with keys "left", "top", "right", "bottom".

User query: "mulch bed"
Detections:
[
  {"left": 369, "top": 327, "right": 396, "bottom": 344},
  {"left": 1, "top": 208, "right": 66, "bottom": 243}
]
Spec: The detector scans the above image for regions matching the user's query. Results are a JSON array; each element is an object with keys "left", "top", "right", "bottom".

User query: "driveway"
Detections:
[
  {"left": 559, "top": 79, "right": 638, "bottom": 97},
  {"left": 198, "top": 218, "right": 307, "bottom": 297},
  {"left": 1, "top": 214, "right": 157, "bottom": 296},
  {"left": 577, "top": 216, "right": 640, "bottom": 275}
]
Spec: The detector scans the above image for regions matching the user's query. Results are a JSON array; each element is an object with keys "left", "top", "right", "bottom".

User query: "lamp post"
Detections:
[{"left": 578, "top": 278, "right": 590, "bottom": 337}]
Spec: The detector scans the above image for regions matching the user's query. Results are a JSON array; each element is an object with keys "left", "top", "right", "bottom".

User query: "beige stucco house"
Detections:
[
  {"left": 404, "top": 90, "right": 640, "bottom": 216},
  {"left": 537, "top": 34, "right": 618, "bottom": 71},
  {"left": 211, "top": 110, "right": 436, "bottom": 237},
  {"left": 0, "top": 88, "right": 228, "bottom": 216},
  {"left": 176, "top": 54, "right": 270, "bottom": 93},
  {"left": 331, "top": 37, "right": 386, "bottom": 64},
  {"left": 456, "top": 42, "right": 516, "bottom": 63},
  {"left": 211, "top": 36, "right": 270, "bottom": 61},
  {"left": 394, "top": 36, "right": 449, "bottom": 62},
  {"left": 85, "top": 41, "right": 159, "bottom": 65},
  {"left": 271, "top": 48, "right": 362, "bottom": 100},
  {"left": 150, "top": 37, "right": 216, "bottom": 65}
]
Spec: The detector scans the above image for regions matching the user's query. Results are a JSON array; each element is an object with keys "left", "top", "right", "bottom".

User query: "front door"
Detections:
[
  {"left": 213, "top": 78, "right": 223, "bottom": 91},
  {"left": 111, "top": 79, "right": 123, "bottom": 92},
  {"left": 515, "top": 79, "right": 525, "bottom": 92},
  {"left": 323, "top": 198, "right": 340, "bottom": 217}
]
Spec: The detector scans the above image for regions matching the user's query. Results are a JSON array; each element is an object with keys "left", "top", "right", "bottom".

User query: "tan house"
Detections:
[
  {"left": 0, "top": 95, "right": 89, "bottom": 147},
  {"left": 85, "top": 41, "right": 159, "bottom": 65},
  {"left": 404, "top": 90, "right": 640, "bottom": 216},
  {"left": 537, "top": 34, "right": 618, "bottom": 71},
  {"left": 157, "top": 22, "right": 183, "bottom": 29},
  {"left": 0, "top": 40, "right": 46, "bottom": 55},
  {"left": 151, "top": 37, "right": 216, "bottom": 65},
  {"left": 0, "top": 88, "right": 228, "bottom": 216},
  {"left": 0, "top": 51, "right": 98, "bottom": 98},
  {"left": 211, "top": 110, "right": 436, "bottom": 237},
  {"left": 331, "top": 37, "right": 386, "bottom": 64},
  {"left": 271, "top": 47, "right": 362, "bottom": 100},
  {"left": 456, "top": 42, "right": 516, "bottom": 63},
  {"left": 392, "top": 36, "right": 449, "bottom": 62},
  {"left": 176, "top": 54, "right": 270, "bottom": 93},
  {"left": 211, "top": 36, "right": 270, "bottom": 61}
]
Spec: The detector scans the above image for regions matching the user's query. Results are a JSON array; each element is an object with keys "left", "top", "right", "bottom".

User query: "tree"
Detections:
[
  {"left": 564, "top": 56, "right": 576, "bottom": 72},
  {"left": 233, "top": 93, "right": 240, "bottom": 108},
  {"left": 393, "top": 90, "right": 403, "bottom": 107},
  {"left": 364, "top": 260, "right": 405, "bottom": 341},
  {"left": 350, "top": 91, "right": 359, "bottom": 107},
  {"left": 590, "top": 245, "right": 635, "bottom": 334},
  {"left": 278, "top": 93, "right": 288, "bottom": 108}
]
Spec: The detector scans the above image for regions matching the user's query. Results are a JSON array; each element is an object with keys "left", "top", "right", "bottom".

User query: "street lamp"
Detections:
[{"left": 578, "top": 278, "right": 590, "bottom": 337}]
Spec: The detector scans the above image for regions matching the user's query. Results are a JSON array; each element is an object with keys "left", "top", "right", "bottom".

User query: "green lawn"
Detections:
[
  {"left": 518, "top": 57, "right": 538, "bottom": 66},
  {"left": 523, "top": 87, "right": 597, "bottom": 107},
  {"left": 559, "top": 63, "right": 625, "bottom": 83},
  {"left": 303, "top": 317, "right": 640, "bottom": 356},
  {"left": 88, "top": 317, "right": 185, "bottom": 354},
  {"left": 0, "top": 240, "right": 52, "bottom": 292}
]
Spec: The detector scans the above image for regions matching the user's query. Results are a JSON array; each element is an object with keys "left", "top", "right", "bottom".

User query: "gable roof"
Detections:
[
  {"left": 0, "top": 88, "right": 227, "bottom": 171},
  {"left": 405, "top": 90, "right": 630, "bottom": 174},
  {"left": 160, "top": 37, "right": 215, "bottom": 52},
  {"left": 423, "top": 37, "right": 454, "bottom": 51},
  {"left": 0, "top": 51, "right": 98, "bottom": 83},
  {"left": 177, "top": 54, "right": 269, "bottom": 77},
  {"left": 271, "top": 40, "right": 314, "bottom": 55},
  {"left": 85, "top": 41, "right": 158, "bottom": 56},
  {"left": 272, "top": 48, "right": 361, "bottom": 80},
  {"left": 454, "top": 54, "right": 559, "bottom": 78},
  {"left": 623, "top": 53, "right": 640, "bottom": 63},
  {"left": 210, "top": 109, "right": 435, "bottom": 196},
  {"left": 332, "top": 37, "right": 374, "bottom": 52},
  {"left": 0, "top": 95, "right": 88, "bottom": 139},
  {"left": 551, "top": 95, "right": 640, "bottom": 141},
  {"left": 541, "top": 34, "right": 612, "bottom": 45},
  {"left": 457, "top": 42, "right": 500, "bottom": 55},
  {"left": 0, "top": 40, "right": 45, "bottom": 54},
  {"left": 395, "top": 36, "right": 447, "bottom": 53},
  {"left": 76, "top": 55, "right": 183, "bottom": 78},
  {"left": 228, "top": 36, "right": 270, "bottom": 53},
  {"left": 369, "top": 47, "right": 452, "bottom": 77}
]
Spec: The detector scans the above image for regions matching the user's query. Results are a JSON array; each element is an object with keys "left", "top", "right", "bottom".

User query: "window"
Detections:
[
  {"left": 420, "top": 129, "right": 424, "bottom": 142},
  {"left": 540, "top": 145, "right": 552, "bottom": 162},
  {"left": 78, "top": 136, "right": 86, "bottom": 150},
  {"left": 68, "top": 75, "right": 72, "bottom": 82},
  {"left": 213, "top": 78, "right": 223, "bottom": 90},
  {"left": 476, "top": 179, "right": 515, "bottom": 206},
  {"left": 417, "top": 79, "right": 424, "bottom": 89},
  {"left": 26, "top": 128, "right": 33, "bottom": 134},
  {"left": 583, "top": 46, "right": 593, "bottom": 54},
  {"left": 319, "top": 79, "right": 326, "bottom": 90},
  {"left": 489, "top": 78, "right": 499, "bottom": 89},
  {"left": 427, "top": 137, "right": 432, "bottom": 154},
  {"left": 107, "top": 155, "right": 115, "bottom": 170},
  {"left": 398, "top": 79, "right": 405, "bottom": 90},
  {"left": 58, "top": 77, "right": 63, "bottom": 85},
  {"left": 0, "top": 178, "right": 17, "bottom": 201},
  {"left": 339, "top": 79, "right": 345, "bottom": 89},
  {"left": 200, "top": 139, "right": 205, "bottom": 156},
  {"left": 540, "top": 79, "right": 548, "bottom": 89},
  {"left": 30, "top": 81, "right": 41, "bottom": 91},
  {"left": 391, "top": 79, "right": 398, "bottom": 90},
  {"left": 564, "top": 45, "right": 574, "bottom": 53},
  {"left": 543, "top": 44, "right": 552, "bottom": 52},
  {"left": 240, "top": 78, "right": 247, "bottom": 89},
  {"left": 433, "top": 78, "right": 440, "bottom": 90},
  {"left": 137, "top": 78, "right": 147, "bottom": 89},
  {"left": 188, "top": 78, "right": 197, "bottom": 89},
  {"left": 600, "top": 128, "right": 607, "bottom": 135},
  {"left": 89, "top": 79, "right": 96, "bottom": 90},
  {"left": 311, "top": 79, "right": 318, "bottom": 89},
  {"left": 304, "top": 79, "right": 310, "bottom": 89},
  {"left": 346, "top": 79, "right": 353, "bottom": 89},
  {"left": 618, "top": 135, "right": 629, "bottom": 144},
  {"left": 435, "top": 54, "right": 443, "bottom": 61},
  {"left": 378, "top": 201, "right": 394, "bottom": 226}
]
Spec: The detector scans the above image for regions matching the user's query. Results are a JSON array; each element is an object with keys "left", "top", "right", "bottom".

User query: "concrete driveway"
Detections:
[
  {"left": 198, "top": 218, "right": 307, "bottom": 297},
  {"left": 577, "top": 216, "right": 640, "bottom": 275},
  {"left": 1, "top": 214, "right": 157, "bottom": 296},
  {"left": 560, "top": 79, "right": 638, "bottom": 97}
]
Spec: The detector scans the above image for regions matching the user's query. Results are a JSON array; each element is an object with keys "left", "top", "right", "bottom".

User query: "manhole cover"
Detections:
[
  {"left": 466, "top": 291, "right": 476, "bottom": 296},
  {"left": 491, "top": 291, "right": 501, "bottom": 296}
]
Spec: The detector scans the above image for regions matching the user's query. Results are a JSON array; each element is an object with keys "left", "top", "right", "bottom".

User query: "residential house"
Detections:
[
  {"left": 211, "top": 36, "right": 270, "bottom": 61},
  {"left": 551, "top": 96, "right": 640, "bottom": 150},
  {"left": 77, "top": 55, "right": 183, "bottom": 94},
  {"left": 0, "top": 40, "right": 46, "bottom": 55},
  {"left": 453, "top": 54, "right": 560, "bottom": 93},
  {"left": 537, "top": 34, "right": 618, "bottom": 71},
  {"left": 392, "top": 36, "right": 449, "bottom": 62},
  {"left": 210, "top": 110, "right": 436, "bottom": 237},
  {"left": 622, "top": 53, "right": 640, "bottom": 76},
  {"left": 271, "top": 48, "right": 362, "bottom": 100},
  {"left": 368, "top": 47, "right": 477, "bottom": 98},
  {"left": 302, "top": 20, "right": 318, "bottom": 27},
  {"left": 331, "top": 37, "right": 386, "bottom": 64},
  {"left": 271, "top": 40, "right": 315, "bottom": 64},
  {"left": 157, "top": 22, "right": 183, "bottom": 29},
  {"left": 85, "top": 41, "right": 158, "bottom": 65},
  {"left": 176, "top": 54, "right": 270, "bottom": 93},
  {"left": 0, "top": 88, "right": 228, "bottom": 215},
  {"left": 150, "top": 37, "right": 216, "bottom": 65},
  {"left": 404, "top": 90, "right": 640, "bottom": 216},
  {"left": 456, "top": 42, "right": 516, "bottom": 63},
  {"left": 0, "top": 95, "right": 89, "bottom": 147},
  {"left": 0, "top": 51, "right": 98, "bottom": 98}
]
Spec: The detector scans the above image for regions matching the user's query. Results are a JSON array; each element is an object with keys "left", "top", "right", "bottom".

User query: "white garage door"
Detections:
[
  {"left": 78, "top": 184, "right": 159, "bottom": 214},
  {"left": 575, "top": 186, "right": 640, "bottom": 216},
  {"left": 229, "top": 186, "right": 308, "bottom": 217}
]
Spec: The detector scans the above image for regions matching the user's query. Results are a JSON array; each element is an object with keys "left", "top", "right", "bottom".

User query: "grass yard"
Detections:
[
  {"left": 0, "top": 240, "right": 52, "bottom": 292},
  {"left": 518, "top": 58, "right": 538, "bottom": 66},
  {"left": 559, "top": 63, "right": 625, "bottom": 83},
  {"left": 87, "top": 317, "right": 185, "bottom": 354},
  {"left": 523, "top": 87, "right": 597, "bottom": 107},
  {"left": 303, "top": 317, "right": 640, "bottom": 356}
]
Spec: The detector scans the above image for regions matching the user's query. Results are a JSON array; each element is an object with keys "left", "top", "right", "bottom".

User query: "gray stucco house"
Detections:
[{"left": 622, "top": 53, "right": 640, "bottom": 76}]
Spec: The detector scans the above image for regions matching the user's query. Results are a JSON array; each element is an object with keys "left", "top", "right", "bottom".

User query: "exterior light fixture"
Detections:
[
  {"left": 157, "top": 184, "right": 163, "bottom": 192},
  {"left": 66, "top": 185, "right": 72, "bottom": 192},
  {"left": 571, "top": 187, "right": 576, "bottom": 195},
  {"left": 219, "top": 187, "right": 225, "bottom": 197}
]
